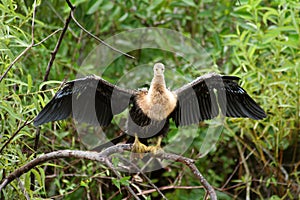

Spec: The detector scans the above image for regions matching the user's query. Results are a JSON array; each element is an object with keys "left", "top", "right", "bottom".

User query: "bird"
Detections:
[{"left": 34, "top": 63, "right": 267, "bottom": 153}]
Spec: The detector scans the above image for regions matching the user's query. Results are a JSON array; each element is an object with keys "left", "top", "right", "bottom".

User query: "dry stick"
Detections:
[
  {"left": 0, "top": 0, "right": 37, "bottom": 83},
  {"left": 0, "top": 120, "right": 30, "bottom": 153},
  {"left": 65, "top": 0, "right": 75, "bottom": 10},
  {"left": 66, "top": 3, "right": 135, "bottom": 59},
  {"left": 0, "top": 144, "right": 132, "bottom": 191},
  {"left": 43, "top": 0, "right": 135, "bottom": 81},
  {"left": 69, "top": 11, "right": 135, "bottom": 59},
  {"left": 43, "top": 11, "right": 73, "bottom": 82},
  {"left": 117, "top": 156, "right": 167, "bottom": 199},
  {"left": 30, "top": 127, "right": 40, "bottom": 191},
  {"left": 137, "top": 185, "right": 204, "bottom": 196},
  {"left": 221, "top": 148, "right": 255, "bottom": 190},
  {"left": 33, "top": 28, "right": 63, "bottom": 47},
  {"left": 262, "top": 147, "right": 289, "bottom": 181},
  {"left": 155, "top": 152, "right": 217, "bottom": 200},
  {"left": 104, "top": 158, "right": 141, "bottom": 200},
  {"left": 234, "top": 136, "right": 251, "bottom": 200},
  {"left": 0, "top": 145, "right": 217, "bottom": 200}
]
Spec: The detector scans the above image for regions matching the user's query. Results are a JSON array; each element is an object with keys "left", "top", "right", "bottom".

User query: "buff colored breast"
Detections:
[{"left": 137, "top": 84, "right": 177, "bottom": 121}]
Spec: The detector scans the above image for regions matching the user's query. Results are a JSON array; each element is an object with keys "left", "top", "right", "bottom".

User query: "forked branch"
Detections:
[{"left": 0, "top": 144, "right": 217, "bottom": 200}]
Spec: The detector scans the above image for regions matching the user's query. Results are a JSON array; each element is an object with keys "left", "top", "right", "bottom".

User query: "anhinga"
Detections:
[{"left": 34, "top": 63, "right": 266, "bottom": 153}]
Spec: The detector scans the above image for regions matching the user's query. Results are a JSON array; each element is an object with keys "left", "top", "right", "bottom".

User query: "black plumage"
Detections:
[{"left": 34, "top": 63, "right": 266, "bottom": 150}]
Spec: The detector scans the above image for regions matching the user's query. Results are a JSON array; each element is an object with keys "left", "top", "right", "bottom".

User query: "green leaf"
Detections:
[
  {"left": 262, "top": 8, "right": 278, "bottom": 25},
  {"left": 31, "top": 168, "right": 42, "bottom": 187},
  {"left": 272, "top": 66, "right": 293, "bottom": 72},
  {"left": 149, "top": 0, "right": 164, "bottom": 11},
  {"left": 119, "top": 176, "right": 131, "bottom": 186},
  {"left": 27, "top": 74, "right": 32, "bottom": 93},
  {"left": 112, "top": 178, "right": 121, "bottom": 191},
  {"left": 112, "top": 157, "right": 119, "bottom": 167},
  {"left": 181, "top": 0, "right": 197, "bottom": 7},
  {"left": 38, "top": 167, "right": 46, "bottom": 193},
  {"left": 24, "top": 171, "right": 31, "bottom": 192},
  {"left": 87, "top": 0, "right": 103, "bottom": 15}
]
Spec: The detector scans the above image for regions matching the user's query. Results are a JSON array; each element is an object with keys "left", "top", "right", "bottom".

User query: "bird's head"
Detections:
[{"left": 153, "top": 63, "right": 165, "bottom": 76}]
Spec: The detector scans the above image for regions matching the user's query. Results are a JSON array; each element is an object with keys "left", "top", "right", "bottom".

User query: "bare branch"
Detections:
[
  {"left": 154, "top": 152, "right": 217, "bottom": 200},
  {"left": 0, "top": 144, "right": 216, "bottom": 200},
  {"left": 65, "top": 0, "right": 135, "bottom": 60},
  {"left": 33, "top": 29, "right": 63, "bottom": 47},
  {"left": 235, "top": 136, "right": 251, "bottom": 200},
  {"left": 43, "top": 11, "right": 73, "bottom": 82},
  {"left": 137, "top": 185, "right": 204, "bottom": 196},
  {"left": 117, "top": 156, "right": 167, "bottom": 199},
  {"left": 0, "top": 0, "right": 37, "bottom": 83},
  {"left": 0, "top": 119, "right": 31, "bottom": 153},
  {"left": 221, "top": 147, "right": 255, "bottom": 190},
  {"left": 30, "top": 127, "right": 41, "bottom": 191},
  {"left": 65, "top": 0, "right": 75, "bottom": 10},
  {"left": 0, "top": 144, "right": 131, "bottom": 191}
]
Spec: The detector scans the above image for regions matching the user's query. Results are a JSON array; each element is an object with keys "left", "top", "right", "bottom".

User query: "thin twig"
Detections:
[
  {"left": 221, "top": 148, "right": 255, "bottom": 190},
  {"left": 234, "top": 136, "right": 251, "bottom": 200},
  {"left": 105, "top": 158, "right": 140, "bottom": 200},
  {"left": 30, "top": 127, "right": 40, "bottom": 191},
  {"left": 65, "top": 0, "right": 135, "bottom": 60},
  {"left": 43, "top": 10, "right": 73, "bottom": 82},
  {"left": 65, "top": 0, "right": 75, "bottom": 10},
  {"left": 0, "top": 0, "right": 37, "bottom": 83},
  {"left": 17, "top": 178, "right": 30, "bottom": 200},
  {"left": 262, "top": 147, "right": 289, "bottom": 181},
  {"left": 137, "top": 185, "right": 204, "bottom": 196},
  {"left": 70, "top": 11, "right": 135, "bottom": 59},
  {"left": 45, "top": 1, "right": 77, "bottom": 37},
  {"left": 33, "top": 29, "right": 63, "bottom": 47},
  {"left": 0, "top": 119, "right": 31, "bottom": 153},
  {"left": 117, "top": 156, "right": 167, "bottom": 199},
  {"left": 155, "top": 152, "right": 217, "bottom": 200}
]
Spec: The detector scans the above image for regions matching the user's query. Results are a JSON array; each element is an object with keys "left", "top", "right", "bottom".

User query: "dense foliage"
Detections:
[{"left": 1, "top": 0, "right": 299, "bottom": 199}]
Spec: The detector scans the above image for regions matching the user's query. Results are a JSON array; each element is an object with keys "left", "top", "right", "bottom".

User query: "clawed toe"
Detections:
[
  {"left": 146, "top": 145, "right": 164, "bottom": 155},
  {"left": 131, "top": 135, "right": 164, "bottom": 158}
]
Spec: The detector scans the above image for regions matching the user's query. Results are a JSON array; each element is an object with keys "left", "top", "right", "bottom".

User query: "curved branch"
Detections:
[
  {"left": 154, "top": 152, "right": 217, "bottom": 200},
  {"left": 65, "top": 0, "right": 135, "bottom": 60},
  {"left": 0, "top": 144, "right": 216, "bottom": 200},
  {"left": 0, "top": 144, "right": 131, "bottom": 191},
  {"left": 69, "top": 11, "right": 135, "bottom": 59}
]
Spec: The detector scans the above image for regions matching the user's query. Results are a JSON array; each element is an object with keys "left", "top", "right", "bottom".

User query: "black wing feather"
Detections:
[
  {"left": 34, "top": 75, "right": 136, "bottom": 126},
  {"left": 173, "top": 73, "right": 266, "bottom": 126}
]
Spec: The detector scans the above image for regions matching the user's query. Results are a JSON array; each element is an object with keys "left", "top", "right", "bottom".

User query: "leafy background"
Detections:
[{"left": 0, "top": 0, "right": 299, "bottom": 199}]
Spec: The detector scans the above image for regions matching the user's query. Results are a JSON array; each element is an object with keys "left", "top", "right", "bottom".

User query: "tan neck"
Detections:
[{"left": 149, "top": 74, "right": 166, "bottom": 94}]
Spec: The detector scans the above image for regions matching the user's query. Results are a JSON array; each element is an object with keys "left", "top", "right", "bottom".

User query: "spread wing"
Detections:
[
  {"left": 172, "top": 73, "right": 267, "bottom": 126},
  {"left": 34, "top": 75, "right": 137, "bottom": 126}
]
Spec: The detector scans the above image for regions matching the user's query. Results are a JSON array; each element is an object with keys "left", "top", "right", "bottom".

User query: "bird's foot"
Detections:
[
  {"left": 131, "top": 135, "right": 164, "bottom": 158},
  {"left": 146, "top": 136, "right": 164, "bottom": 155},
  {"left": 146, "top": 145, "right": 164, "bottom": 155},
  {"left": 131, "top": 135, "right": 149, "bottom": 159}
]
